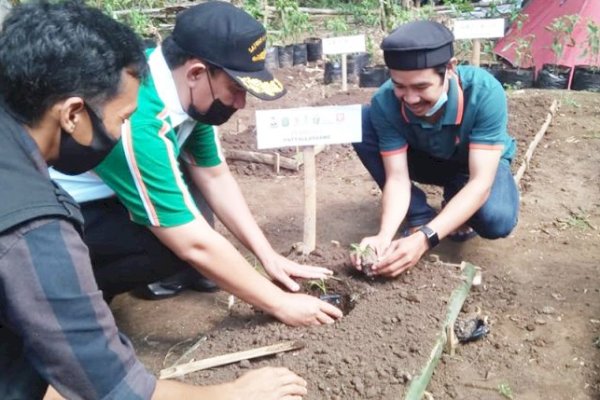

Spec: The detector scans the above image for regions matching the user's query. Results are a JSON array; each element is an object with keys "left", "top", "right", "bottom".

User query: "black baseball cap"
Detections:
[
  {"left": 172, "top": 1, "right": 285, "bottom": 100},
  {"left": 382, "top": 20, "right": 454, "bottom": 70}
]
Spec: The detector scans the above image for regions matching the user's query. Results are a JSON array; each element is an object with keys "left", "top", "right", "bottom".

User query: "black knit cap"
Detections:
[
  {"left": 172, "top": 1, "right": 285, "bottom": 100},
  {"left": 382, "top": 20, "right": 454, "bottom": 71}
]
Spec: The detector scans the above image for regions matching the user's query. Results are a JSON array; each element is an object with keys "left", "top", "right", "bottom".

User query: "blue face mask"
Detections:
[{"left": 425, "top": 86, "right": 448, "bottom": 117}]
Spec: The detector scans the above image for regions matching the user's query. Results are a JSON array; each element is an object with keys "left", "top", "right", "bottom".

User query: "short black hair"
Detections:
[
  {"left": 433, "top": 64, "right": 447, "bottom": 82},
  {"left": 0, "top": 1, "right": 148, "bottom": 124},
  {"left": 162, "top": 35, "right": 218, "bottom": 75}
]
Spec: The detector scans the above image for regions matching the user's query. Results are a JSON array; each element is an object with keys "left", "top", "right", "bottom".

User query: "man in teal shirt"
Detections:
[{"left": 351, "top": 20, "right": 519, "bottom": 277}]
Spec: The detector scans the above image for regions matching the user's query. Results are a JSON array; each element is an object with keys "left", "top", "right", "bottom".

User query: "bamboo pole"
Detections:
[
  {"left": 405, "top": 262, "right": 477, "bottom": 400},
  {"left": 224, "top": 149, "right": 299, "bottom": 171},
  {"left": 513, "top": 99, "right": 559, "bottom": 186},
  {"left": 302, "top": 146, "right": 317, "bottom": 255},
  {"left": 159, "top": 341, "right": 305, "bottom": 380}
]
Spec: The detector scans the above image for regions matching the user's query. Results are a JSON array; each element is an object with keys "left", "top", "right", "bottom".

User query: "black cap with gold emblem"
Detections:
[{"left": 172, "top": 1, "right": 286, "bottom": 100}]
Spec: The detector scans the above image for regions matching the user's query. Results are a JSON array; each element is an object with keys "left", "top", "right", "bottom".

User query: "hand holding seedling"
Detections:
[
  {"left": 270, "top": 292, "right": 343, "bottom": 326},
  {"left": 349, "top": 243, "right": 379, "bottom": 277},
  {"left": 373, "top": 233, "right": 429, "bottom": 277},
  {"left": 262, "top": 252, "right": 333, "bottom": 292},
  {"left": 349, "top": 235, "right": 391, "bottom": 272}
]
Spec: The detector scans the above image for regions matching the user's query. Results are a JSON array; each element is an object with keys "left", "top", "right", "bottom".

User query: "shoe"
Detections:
[
  {"left": 447, "top": 228, "right": 478, "bottom": 242},
  {"left": 132, "top": 270, "right": 219, "bottom": 300}
]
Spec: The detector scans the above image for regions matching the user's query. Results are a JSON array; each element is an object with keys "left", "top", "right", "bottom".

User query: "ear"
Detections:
[
  {"left": 185, "top": 60, "right": 208, "bottom": 86},
  {"left": 447, "top": 57, "right": 458, "bottom": 71},
  {"left": 58, "top": 97, "right": 86, "bottom": 133}
]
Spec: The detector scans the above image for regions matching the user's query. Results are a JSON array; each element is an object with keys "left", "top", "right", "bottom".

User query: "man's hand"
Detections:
[
  {"left": 270, "top": 292, "right": 343, "bottom": 327},
  {"left": 350, "top": 235, "right": 391, "bottom": 270},
  {"left": 372, "top": 232, "right": 429, "bottom": 277},
  {"left": 261, "top": 253, "right": 333, "bottom": 292},
  {"left": 226, "top": 367, "right": 308, "bottom": 400}
]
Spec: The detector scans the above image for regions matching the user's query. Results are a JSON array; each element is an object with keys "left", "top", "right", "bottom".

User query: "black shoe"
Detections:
[{"left": 132, "top": 270, "right": 219, "bottom": 300}]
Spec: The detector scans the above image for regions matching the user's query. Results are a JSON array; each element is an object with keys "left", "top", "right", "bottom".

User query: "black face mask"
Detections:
[
  {"left": 53, "top": 104, "right": 118, "bottom": 175},
  {"left": 187, "top": 70, "right": 237, "bottom": 126}
]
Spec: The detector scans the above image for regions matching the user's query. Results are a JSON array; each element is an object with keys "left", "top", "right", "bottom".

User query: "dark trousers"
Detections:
[
  {"left": 353, "top": 105, "right": 519, "bottom": 239},
  {"left": 0, "top": 326, "right": 47, "bottom": 399},
  {"left": 83, "top": 169, "right": 215, "bottom": 300}
]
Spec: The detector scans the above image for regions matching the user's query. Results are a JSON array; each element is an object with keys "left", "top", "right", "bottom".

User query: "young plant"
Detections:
[
  {"left": 350, "top": 243, "right": 378, "bottom": 277},
  {"left": 502, "top": 14, "right": 535, "bottom": 69},
  {"left": 497, "top": 382, "right": 514, "bottom": 400},
  {"left": 273, "top": 0, "right": 311, "bottom": 44},
  {"left": 580, "top": 19, "right": 600, "bottom": 72},
  {"left": 546, "top": 14, "right": 579, "bottom": 73},
  {"left": 307, "top": 278, "right": 327, "bottom": 295}
]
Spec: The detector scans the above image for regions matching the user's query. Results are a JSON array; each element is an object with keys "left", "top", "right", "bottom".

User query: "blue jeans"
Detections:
[{"left": 353, "top": 105, "right": 519, "bottom": 239}]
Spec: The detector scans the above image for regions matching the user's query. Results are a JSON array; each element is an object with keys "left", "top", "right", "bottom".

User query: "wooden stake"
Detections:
[
  {"left": 471, "top": 39, "right": 481, "bottom": 67},
  {"left": 341, "top": 53, "right": 348, "bottom": 92},
  {"left": 302, "top": 146, "right": 317, "bottom": 255},
  {"left": 159, "top": 341, "right": 305, "bottom": 380},
  {"left": 272, "top": 152, "right": 280, "bottom": 174}
]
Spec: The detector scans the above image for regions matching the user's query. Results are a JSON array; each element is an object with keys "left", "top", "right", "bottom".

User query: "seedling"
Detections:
[
  {"left": 546, "top": 14, "right": 579, "bottom": 74},
  {"left": 580, "top": 19, "right": 600, "bottom": 72},
  {"left": 308, "top": 278, "right": 328, "bottom": 295},
  {"left": 497, "top": 382, "right": 514, "bottom": 399},
  {"left": 350, "top": 243, "right": 378, "bottom": 277}
]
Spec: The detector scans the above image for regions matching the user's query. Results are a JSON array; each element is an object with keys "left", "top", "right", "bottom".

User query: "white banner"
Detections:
[{"left": 256, "top": 104, "right": 362, "bottom": 149}]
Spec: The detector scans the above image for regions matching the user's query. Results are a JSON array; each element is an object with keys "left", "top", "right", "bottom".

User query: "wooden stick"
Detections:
[
  {"left": 514, "top": 99, "right": 559, "bottom": 186},
  {"left": 471, "top": 39, "right": 481, "bottom": 67},
  {"left": 302, "top": 146, "right": 317, "bottom": 255},
  {"left": 159, "top": 341, "right": 305, "bottom": 380},
  {"left": 224, "top": 149, "right": 299, "bottom": 171},
  {"left": 405, "top": 262, "right": 477, "bottom": 400},
  {"left": 341, "top": 53, "right": 348, "bottom": 92}
]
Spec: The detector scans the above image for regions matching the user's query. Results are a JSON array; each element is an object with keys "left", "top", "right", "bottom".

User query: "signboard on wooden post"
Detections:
[
  {"left": 322, "top": 35, "right": 366, "bottom": 92},
  {"left": 452, "top": 18, "right": 505, "bottom": 67},
  {"left": 256, "top": 105, "right": 362, "bottom": 254}
]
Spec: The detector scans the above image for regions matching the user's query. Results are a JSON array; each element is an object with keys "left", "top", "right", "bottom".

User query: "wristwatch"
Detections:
[{"left": 418, "top": 226, "right": 439, "bottom": 249}]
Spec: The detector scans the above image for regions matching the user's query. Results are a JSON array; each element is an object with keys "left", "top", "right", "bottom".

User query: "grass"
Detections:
[
  {"left": 563, "top": 206, "right": 596, "bottom": 230},
  {"left": 498, "top": 382, "right": 515, "bottom": 399},
  {"left": 561, "top": 95, "right": 581, "bottom": 108}
]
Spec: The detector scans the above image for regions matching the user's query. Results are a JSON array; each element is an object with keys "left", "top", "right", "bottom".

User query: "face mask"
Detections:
[
  {"left": 425, "top": 73, "right": 449, "bottom": 117},
  {"left": 53, "top": 104, "right": 118, "bottom": 175},
  {"left": 187, "top": 70, "right": 237, "bottom": 126}
]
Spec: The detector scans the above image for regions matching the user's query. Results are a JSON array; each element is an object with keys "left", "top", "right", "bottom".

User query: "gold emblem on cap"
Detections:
[
  {"left": 248, "top": 35, "right": 267, "bottom": 54},
  {"left": 252, "top": 49, "right": 266, "bottom": 62},
  {"left": 239, "top": 76, "right": 284, "bottom": 96}
]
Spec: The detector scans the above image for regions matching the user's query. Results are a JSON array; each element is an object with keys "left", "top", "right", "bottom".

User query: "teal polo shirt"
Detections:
[{"left": 370, "top": 65, "right": 516, "bottom": 164}]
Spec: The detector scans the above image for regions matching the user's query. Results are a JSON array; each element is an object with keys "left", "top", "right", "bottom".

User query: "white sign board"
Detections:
[
  {"left": 453, "top": 18, "right": 505, "bottom": 40},
  {"left": 322, "top": 35, "right": 366, "bottom": 55},
  {"left": 256, "top": 104, "right": 362, "bottom": 149}
]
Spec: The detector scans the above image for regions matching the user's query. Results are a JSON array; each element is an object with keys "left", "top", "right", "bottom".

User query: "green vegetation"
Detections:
[
  {"left": 307, "top": 278, "right": 328, "bottom": 295},
  {"left": 581, "top": 19, "right": 600, "bottom": 71},
  {"left": 497, "top": 382, "right": 514, "bottom": 400},
  {"left": 88, "top": 0, "right": 163, "bottom": 36},
  {"left": 546, "top": 14, "right": 579, "bottom": 70}
]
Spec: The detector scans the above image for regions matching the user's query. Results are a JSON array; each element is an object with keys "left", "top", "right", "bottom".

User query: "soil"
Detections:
[{"left": 110, "top": 65, "right": 600, "bottom": 399}]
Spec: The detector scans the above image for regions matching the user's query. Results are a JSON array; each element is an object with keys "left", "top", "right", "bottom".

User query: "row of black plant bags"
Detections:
[
  {"left": 264, "top": 37, "right": 324, "bottom": 69},
  {"left": 323, "top": 54, "right": 390, "bottom": 88},
  {"left": 482, "top": 64, "right": 600, "bottom": 92}
]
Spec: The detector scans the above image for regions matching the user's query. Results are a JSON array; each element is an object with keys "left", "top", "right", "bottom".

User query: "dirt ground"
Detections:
[{"left": 111, "top": 65, "right": 600, "bottom": 399}]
